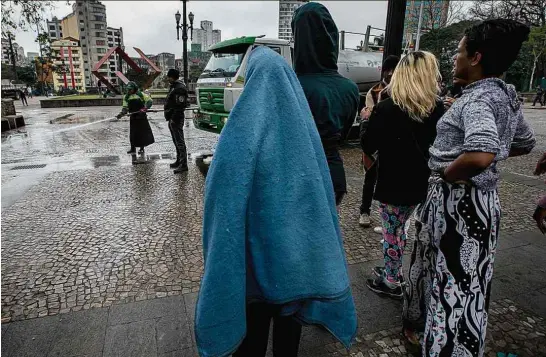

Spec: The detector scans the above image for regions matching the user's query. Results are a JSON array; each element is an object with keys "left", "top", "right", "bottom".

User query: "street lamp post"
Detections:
[{"left": 175, "top": 1, "right": 194, "bottom": 86}]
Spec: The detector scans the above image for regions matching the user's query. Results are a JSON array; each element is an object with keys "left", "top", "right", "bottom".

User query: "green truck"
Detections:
[{"left": 193, "top": 35, "right": 383, "bottom": 134}]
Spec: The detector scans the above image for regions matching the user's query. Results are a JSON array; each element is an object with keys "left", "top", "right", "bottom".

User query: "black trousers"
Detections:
[
  {"left": 233, "top": 303, "right": 302, "bottom": 357},
  {"left": 168, "top": 119, "right": 187, "bottom": 165},
  {"left": 532, "top": 94, "right": 544, "bottom": 106},
  {"left": 21, "top": 96, "right": 28, "bottom": 106},
  {"left": 360, "top": 163, "right": 377, "bottom": 214}
]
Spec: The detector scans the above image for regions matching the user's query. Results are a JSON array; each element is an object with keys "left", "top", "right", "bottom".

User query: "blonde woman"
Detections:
[{"left": 360, "top": 51, "right": 445, "bottom": 298}]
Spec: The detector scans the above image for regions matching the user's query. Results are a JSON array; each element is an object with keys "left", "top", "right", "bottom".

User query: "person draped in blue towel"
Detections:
[{"left": 194, "top": 46, "right": 357, "bottom": 357}]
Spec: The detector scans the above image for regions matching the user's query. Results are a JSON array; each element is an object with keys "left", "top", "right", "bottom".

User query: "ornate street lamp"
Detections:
[{"left": 175, "top": 1, "right": 194, "bottom": 85}]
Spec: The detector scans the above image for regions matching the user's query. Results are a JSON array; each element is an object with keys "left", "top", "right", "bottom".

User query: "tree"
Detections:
[
  {"left": 420, "top": 20, "right": 480, "bottom": 82},
  {"left": 525, "top": 25, "right": 546, "bottom": 90},
  {"left": 469, "top": 0, "right": 546, "bottom": 27},
  {"left": 1, "top": 0, "right": 56, "bottom": 33}
]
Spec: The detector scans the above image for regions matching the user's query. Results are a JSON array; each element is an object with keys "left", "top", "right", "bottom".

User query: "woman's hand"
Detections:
[{"left": 360, "top": 107, "right": 371, "bottom": 120}]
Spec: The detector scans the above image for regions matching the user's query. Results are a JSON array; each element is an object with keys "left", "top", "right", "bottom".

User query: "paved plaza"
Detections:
[{"left": 1, "top": 97, "right": 546, "bottom": 356}]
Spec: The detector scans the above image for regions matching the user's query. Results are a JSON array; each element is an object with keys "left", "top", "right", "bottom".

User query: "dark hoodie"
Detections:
[{"left": 292, "top": 2, "right": 359, "bottom": 196}]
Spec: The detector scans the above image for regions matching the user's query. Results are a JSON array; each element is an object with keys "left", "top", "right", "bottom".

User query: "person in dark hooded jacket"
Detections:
[
  {"left": 164, "top": 69, "right": 189, "bottom": 173},
  {"left": 292, "top": 2, "right": 359, "bottom": 206}
]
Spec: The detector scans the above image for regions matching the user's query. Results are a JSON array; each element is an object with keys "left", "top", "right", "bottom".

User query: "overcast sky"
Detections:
[{"left": 13, "top": 1, "right": 388, "bottom": 58}]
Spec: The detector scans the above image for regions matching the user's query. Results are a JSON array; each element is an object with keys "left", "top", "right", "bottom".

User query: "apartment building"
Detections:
[
  {"left": 192, "top": 20, "right": 221, "bottom": 51},
  {"left": 278, "top": 0, "right": 306, "bottom": 41},
  {"left": 50, "top": 37, "right": 86, "bottom": 92}
]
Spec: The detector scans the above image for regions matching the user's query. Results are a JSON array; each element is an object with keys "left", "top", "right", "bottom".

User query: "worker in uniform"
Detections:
[
  {"left": 116, "top": 81, "right": 155, "bottom": 154},
  {"left": 164, "top": 69, "right": 189, "bottom": 173}
]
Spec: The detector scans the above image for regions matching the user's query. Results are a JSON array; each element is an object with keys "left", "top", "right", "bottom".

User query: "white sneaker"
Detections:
[
  {"left": 373, "top": 226, "right": 383, "bottom": 235},
  {"left": 359, "top": 213, "right": 371, "bottom": 227}
]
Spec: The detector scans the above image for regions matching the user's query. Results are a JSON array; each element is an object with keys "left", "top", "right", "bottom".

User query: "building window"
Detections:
[
  {"left": 80, "top": 27, "right": 85, "bottom": 32},
  {"left": 96, "top": 40, "right": 105, "bottom": 46},
  {"left": 50, "top": 32, "right": 56, "bottom": 37},
  {"left": 95, "top": 24, "right": 104, "bottom": 29},
  {"left": 95, "top": 32, "right": 104, "bottom": 38},
  {"left": 81, "top": 36, "right": 86, "bottom": 40},
  {"left": 84, "top": 60, "right": 88, "bottom": 63},
  {"left": 49, "top": 25, "right": 56, "bottom": 30},
  {"left": 59, "top": 32, "right": 63, "bottom": 37},
  {"left": 79, "top": 11, "right": 83, "bottom": 15},
  {"left": 97, "top": 48, "right": 107, "bottom": 54},
  {"left": 94, "top": 15, "right": 104, "bottom": 21},
  {"left": 108, "top": 44, "right": 113, "bottom": 47},
  {"left": 107, "top": 31, "right": 113, "bottom": 36}
]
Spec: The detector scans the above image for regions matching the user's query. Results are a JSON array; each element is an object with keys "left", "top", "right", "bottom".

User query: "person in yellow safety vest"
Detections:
[{"left": 116, "top": 81, "right": 155, "bottom": 154}]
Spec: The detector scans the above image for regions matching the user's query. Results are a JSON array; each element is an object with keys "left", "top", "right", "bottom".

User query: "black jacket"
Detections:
[
  {"left": 360, "top": 97, "right": 445, "bottom": 206},
  {"left": 164, "top": 80, "right": 188, "bottom": 121}
]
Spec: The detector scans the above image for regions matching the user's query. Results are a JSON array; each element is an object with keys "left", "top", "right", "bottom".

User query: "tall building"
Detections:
[
  {"left": 50, "top": 37, "right": 86, "bottom": 92},
  {"left": 192, "top": 20, "right": 221, "bottom": 51},
  {"left": 27, "top": 52, "right": 40, "bottom": 63},
  {"left": 46, "top": 17, "right": 63, "bottom": 40},
  {"left": 106, "top": 27, "right": 125, "bottom": 83},
  {"left": 278, "top": 0, "right": 306, "bottom": 41},
  {"left": 47, "top": 0, "right": 124, "bottom": 88},
  {"left": 403, "top": 0, "right": 449, "bottom": 47},
  {"left": 1, "top": 38, "right": 25, "bottom": 65}
]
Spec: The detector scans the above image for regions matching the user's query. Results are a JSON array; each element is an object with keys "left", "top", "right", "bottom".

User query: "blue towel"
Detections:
[{"left": 194, "top": 46, "right": 357, "bottom": 357}]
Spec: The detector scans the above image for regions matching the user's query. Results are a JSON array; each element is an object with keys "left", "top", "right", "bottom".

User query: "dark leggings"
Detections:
[
  {"left": 360, "top": 163, "right": 377, "bottom": 214},
  {"left": 233, "top": 303, "right": 302, "bottom": 357}
]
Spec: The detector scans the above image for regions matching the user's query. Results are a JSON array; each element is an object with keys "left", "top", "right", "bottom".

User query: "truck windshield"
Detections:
[{"left": 201, "top": 52, "right": 245, "bottom": 78}]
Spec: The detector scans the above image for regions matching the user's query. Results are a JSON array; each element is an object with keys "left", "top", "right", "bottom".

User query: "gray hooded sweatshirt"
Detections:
[{"left": 429, "top": 78, "right": 536, "bottom": 190}]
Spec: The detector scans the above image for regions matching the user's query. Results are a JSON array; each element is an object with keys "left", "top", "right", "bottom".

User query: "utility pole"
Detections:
[
  {"left": 7, "top": 32, "right": 18, "bottom": 80},
  {"left": 182, "top": 0, "right": 189, "bottom": 86},
  {"left": 383, "top": 0, "right": 407, "bottom": 61},
  {"left": 340, "top": 30, "right": 345, "bottom": 50},
  {"left": 364, "top": 25, "right": 371, "bottom": 52},
  {"left": 415, "top": 1, "right": 425, "bottom": 51}
]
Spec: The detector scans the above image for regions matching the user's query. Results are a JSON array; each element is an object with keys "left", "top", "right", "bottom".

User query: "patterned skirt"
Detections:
[{"left": 403, "top": 179, "right": 501, "bottom": 357}]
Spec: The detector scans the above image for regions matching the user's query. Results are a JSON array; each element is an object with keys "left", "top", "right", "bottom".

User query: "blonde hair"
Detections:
[{"left": 390, "top": 51, "right": 441, "bottom": 122}]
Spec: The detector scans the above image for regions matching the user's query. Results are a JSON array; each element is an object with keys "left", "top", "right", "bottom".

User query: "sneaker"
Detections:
[
  {"left": 366, "top": 276, "right": 402, "bottom": 299},
  {"left": 138, "top": 148, "right": 145, "bottom": 155},
  {"left": 359, "top": 213, "right": 371, "bottom": 227},
  {"left": 372, "top": 266, "right": 385, "bottom": 277},
  {"left": 373, "top": 226, "right": 383, "bottom": 235}
]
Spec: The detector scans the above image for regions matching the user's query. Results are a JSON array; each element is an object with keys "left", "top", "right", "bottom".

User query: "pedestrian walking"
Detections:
[
  {"left": 19, "top": 89, "right": 28, "bottom": 106},
  {"left": 292, "top": 2, "right": 359, "bottom": 206},
  {"left": 195, "top": 46, "right": 356, "bottom": 357},
  {"left": 532, "top": 85, "right": 544, "bottom": 106},
  {"left": 27, "top": 86, "right": 33, "bottom": 99},
  {"left": 164, "top": 69, "right": 189, "bottom": 173},
  {"left": 115, "top": 81, "right": 155, "bottom": 155},
  {"left": 360, "top": 51, "right": 445, "bottom": 299},
  {"left": 359, "top": 55, "right": 399, "bottom": 228},
  {"left": 403, "top": 19, "right": 535, "bottom": 356}
]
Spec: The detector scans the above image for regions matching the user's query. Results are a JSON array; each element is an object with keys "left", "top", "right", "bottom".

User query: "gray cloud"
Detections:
[{"left": 16, "top": 1, "right": 387, "bottom": 58}]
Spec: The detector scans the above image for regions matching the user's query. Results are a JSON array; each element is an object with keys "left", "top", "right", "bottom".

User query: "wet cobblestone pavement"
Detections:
[{"left": 1, "top": 99, "right": 545, "bottom": 356}]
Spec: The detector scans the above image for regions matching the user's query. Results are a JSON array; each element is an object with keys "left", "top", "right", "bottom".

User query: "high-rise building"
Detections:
[
  {"left": 106, "top": 26, "right": 124, "bottom": 84},
  {"left": 278, "top": 0, "right": 306, "bottom": 41},
  {"left": 1, "top": 38, "right": 25, "bottom": 65},
  {"left": 403, "top": 0, "right": 449, "bottom": 47},
  {"left": 46, "top": 17, "right": 63, "bottom": 40},
  {"left": 47, "top": 0, "right": 124, "bottom": 88},
  {"left": 50, "top": 37, "right": 86, "bottom": 92},
  {"left": 192, "top": 20, "right": 221, "bottom": 51}
]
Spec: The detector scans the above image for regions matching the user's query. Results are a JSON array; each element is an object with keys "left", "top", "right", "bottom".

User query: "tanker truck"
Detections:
[{"left": 193, "top": 35, "right": 383, "bottom": 134}]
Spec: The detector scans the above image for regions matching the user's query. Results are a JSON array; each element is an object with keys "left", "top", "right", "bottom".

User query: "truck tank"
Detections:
[{"left": 337, "top": 51, "right": 383, "bottom": 92}]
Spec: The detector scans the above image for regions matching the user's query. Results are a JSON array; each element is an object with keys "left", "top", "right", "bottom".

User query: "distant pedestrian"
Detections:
[
  {"left": 164, "top": 69, "right": 189, "bottom": 173},
  {"left": 195, "top": 47, "right": 356, "bottom": 357},
  {"left": 27, "top": 86, "right": 33, "bottom": 99},
  {"left": 19, "top": 89, "right": 28, "bottom": 106},
  {"left": 115, "top": 81, "right": 154, "bottom": 155},
  {"left": 403, "top": 19, "right": 535, "bottom": 356},
  {"left": 532, "top": 85, "right": 544, "bottom": 106},
  {"left": 292, "top": 2, "right": 359, "bottom": 207},
  {"left": 358, "top": 55, "right": 399, "bottom": 228},
  {"left": 360, "top": 51, "right": 445, "bottom": 299}
]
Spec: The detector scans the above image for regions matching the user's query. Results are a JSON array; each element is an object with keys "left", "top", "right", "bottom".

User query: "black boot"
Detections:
[
  {"left": 127, "top": 147, "right": 136, "bottom": 154},
  {"left": 173, "top": 163, "right": 188, "bottom": 174},
  {"left": 170, "top": 160, "right": 180, "bottom": 168}
]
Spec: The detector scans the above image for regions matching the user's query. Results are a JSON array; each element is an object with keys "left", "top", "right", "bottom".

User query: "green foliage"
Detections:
[
  {"left": 419, "top": 20, "right": 480, "bottom": 84},
  {"left": 1, "top": 0, "right": 57, "bottom": 33},
  {"left": 1, "top": 64, "right": 37, "bottom": 86}
]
